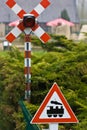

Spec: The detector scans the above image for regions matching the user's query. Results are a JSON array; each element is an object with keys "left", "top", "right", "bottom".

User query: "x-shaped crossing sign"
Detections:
[
  {"left": 5, "top": 0, "right": 51, "bottom": 101},
  {"left": 6, "top": 0, "right": 51, "bottom": 43}
]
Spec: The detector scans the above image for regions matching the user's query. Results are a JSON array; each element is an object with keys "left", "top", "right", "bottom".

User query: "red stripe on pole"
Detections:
[
  {"left": 30, "top": 0, "right": 50, "bottom": 18},
  {"left": 6, "top": 33, "right": 16, "bottom": 43},
  {"left": 24, "top": 67, "right": 31, "bottom": 74},
  {"left": 6, "top": 0, "right": 16, "bottom": 8},
  {"left": 18, "top": 10, "right": 26, "bottom": 19},
  {"left": 40, "top": 0, "right": 50, "bottom": 8},
  {"left": 31, "top": 23, "right": 39, "bottom": 31},
  {"left": 30, "top": 10, "right": 39, "bottom": 18},
  {"left": 25, "top": 83, "right": 31, "bottom": 90},
  {"left": 25, "top": 51, "right": 31, "bottom": 58},
  {"left": 40, "top": 33, "right": 51, "bottom": 43},
  {"left": 25, "top": 35, "right": 31, "bottom": 42},
  {"left": 17, "top": 21, "right": 25, "bottom": 31}
]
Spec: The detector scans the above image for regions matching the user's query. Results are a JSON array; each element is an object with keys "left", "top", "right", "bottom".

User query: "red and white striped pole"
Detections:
[
  {"left": 5, "top": 0, "right": 51, "bottom": 102},
  {"left": 24, "top": 34, "right": 31, "bottom": 102}
]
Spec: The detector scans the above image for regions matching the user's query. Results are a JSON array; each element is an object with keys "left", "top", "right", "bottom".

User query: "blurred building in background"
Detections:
[
  {"left": 76, "top": 0, "right": 87, "bottom": 40},
  {"left": 0, "top": 0, "right": 79, "bottom": 33},
  {"left": 76, "top": 0, "right": 87, "bottom": 24},
  {"left": 0, "top": 0, "right": 82, "bottom": 40},
  {"left": 0, "top": 0, "right": 79, "bottom": 23}
]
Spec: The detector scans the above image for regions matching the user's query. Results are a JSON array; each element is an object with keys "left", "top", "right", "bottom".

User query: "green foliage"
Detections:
[
  {"left": 24, "top": 101, "right": 39, "bottom": 115},
  {"left": 0, "top": 36, "right": 87, "bottom": 130},
  {"left": 31, "top": 34, "right": 76, "bottom": 52},
  {"left": 31, "top": 37, "right": 87, "bottom": 129},
  {"left": 13, "top": 111, "right": 26, "bottom": 130},
  {"left": 0, "top": 47, "right": 25, "bottom": 130}
]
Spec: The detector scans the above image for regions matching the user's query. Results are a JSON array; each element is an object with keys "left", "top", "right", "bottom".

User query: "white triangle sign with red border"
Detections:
[{"left": 31, "top": 82, "right": 78, "bottom": 124}]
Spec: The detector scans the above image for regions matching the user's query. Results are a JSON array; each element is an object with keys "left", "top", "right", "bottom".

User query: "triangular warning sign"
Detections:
[{"left": 31, "top": 82, "right": 78, "bottom": 124}]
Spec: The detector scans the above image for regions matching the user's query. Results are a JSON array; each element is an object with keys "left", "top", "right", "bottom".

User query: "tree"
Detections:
[
  {"left": 61, "top": 9, "right": 70, "bottom": 21},
  {"left": 0, "top": 36, "right": 87, "bottom": 130},
  {"left": 0, "top": 48, "right": 25, "bottom": 130}
]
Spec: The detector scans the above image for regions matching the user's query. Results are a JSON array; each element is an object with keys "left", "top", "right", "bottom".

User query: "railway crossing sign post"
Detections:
[
  {"left": 31, "top": 82, "right": 78, "bottom": 130},
  {"left": 5, "top": 0, "right": 51, "bottom": 102}
]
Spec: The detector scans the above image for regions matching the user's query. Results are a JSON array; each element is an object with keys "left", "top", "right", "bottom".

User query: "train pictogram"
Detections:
[{"left": 47, "top": 100, "right": 64, "bottom": 117}]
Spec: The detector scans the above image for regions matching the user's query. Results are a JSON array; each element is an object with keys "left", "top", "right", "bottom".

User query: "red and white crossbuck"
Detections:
[
  {"left": 6, "top": 0, "right": 51, "bottom": 101},
  {"left": 6, "top": 0, "right": 51, "bottom": 43}
]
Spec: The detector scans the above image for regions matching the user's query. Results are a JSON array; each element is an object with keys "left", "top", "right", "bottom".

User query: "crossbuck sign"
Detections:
[
  {"left": 6, "top": 0, "right": 51, "bottom": 43},
  {"left": 5, "top": 0, "right": 51, "bottom": 101}
]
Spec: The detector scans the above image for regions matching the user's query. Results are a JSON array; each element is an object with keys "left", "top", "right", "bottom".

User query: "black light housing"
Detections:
[{"left": 23, "top": 14, "right": 35, "bottom": 28}]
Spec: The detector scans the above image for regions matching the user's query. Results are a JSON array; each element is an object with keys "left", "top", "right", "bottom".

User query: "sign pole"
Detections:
[
  {"left": 24, "top": 33, "right": 31, "bottom": 102},
  {"left": 49, "top": 123, "right": 58, "bottom": 130},
  {"left": 5, "top": 1, "right": 51, "bottom": 102}
]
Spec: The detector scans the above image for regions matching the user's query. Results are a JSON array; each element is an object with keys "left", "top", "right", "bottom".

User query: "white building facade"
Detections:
[{"left": 76, "top": 0, "right": 87, "bottom": 23}]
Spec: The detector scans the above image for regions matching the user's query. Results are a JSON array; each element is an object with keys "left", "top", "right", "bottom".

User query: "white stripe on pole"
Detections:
[
  {"left": 33, "top": 26, "right": 45, "bottom": 38},
  {"left": 34, "top": 4, "right": 44, "bottom": 15},
  {"left": 25, "top": 74, "right": 31, "bottom": 79},
  {"left": 12, "top": 3, "right": 22, "bottom": 14},
  {"left": 25, "top": 58, "right": 31, "bottom": 67},
  {"left": 11, "top": 26, "right": 22, "bottom": 37},
  {"left": 49, "top": 124, "right": 58, "bottom": 130},
  {"left": 25, "top": 42, "right": 31, "bottom": 51}
]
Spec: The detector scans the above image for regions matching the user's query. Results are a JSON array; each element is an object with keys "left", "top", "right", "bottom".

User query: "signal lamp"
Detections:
[{"left": 23, "top": 14, "right": 35, "bottom": 28}]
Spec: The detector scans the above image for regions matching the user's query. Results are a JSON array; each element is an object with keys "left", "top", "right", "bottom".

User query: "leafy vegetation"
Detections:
[{"left": 0, "top": 35, "right": 87, "bottom": 130}]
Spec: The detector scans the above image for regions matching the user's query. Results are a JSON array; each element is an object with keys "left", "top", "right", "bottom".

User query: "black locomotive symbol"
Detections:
[{"left": 47, "top": 100, "right": 64, "bottom": 117}]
